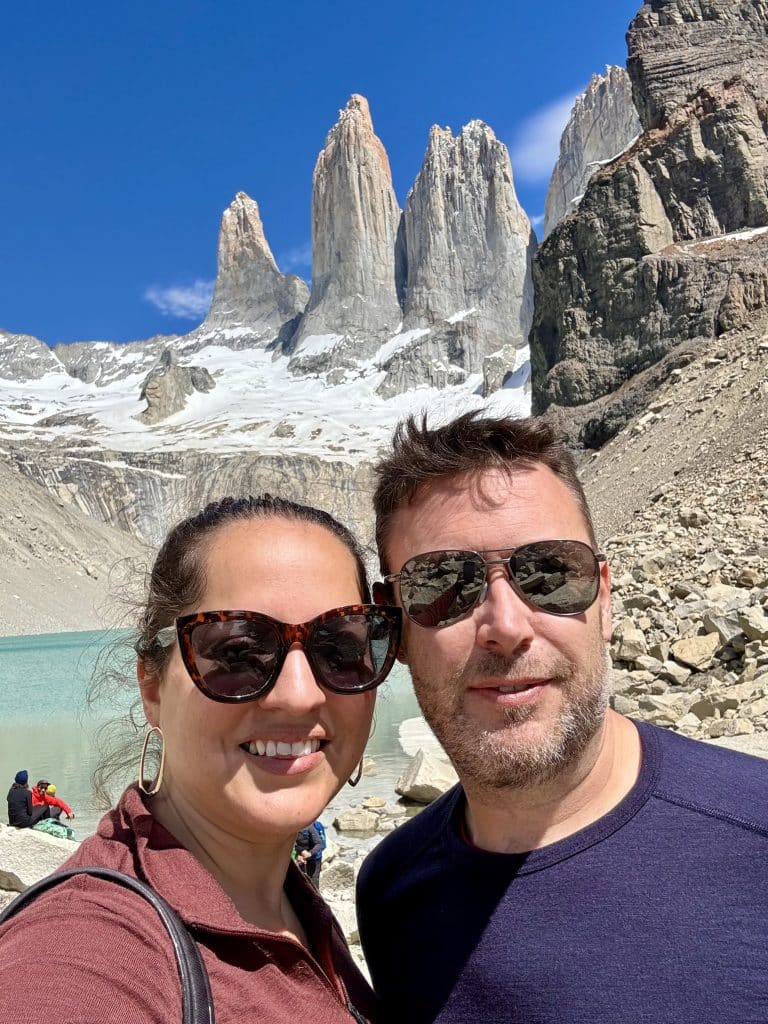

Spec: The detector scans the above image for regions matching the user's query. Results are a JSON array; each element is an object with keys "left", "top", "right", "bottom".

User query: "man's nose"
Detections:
[
  {"left": 474, "top": 565, "right": 535, "bottom": 654},
  {"left": 258, "top": 644, "right": 326, "bottom": 711}
]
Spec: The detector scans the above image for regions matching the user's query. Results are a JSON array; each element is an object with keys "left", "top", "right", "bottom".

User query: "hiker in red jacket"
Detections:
[{"left": 31, "top": 780, "right": 74, "bottom": 820}]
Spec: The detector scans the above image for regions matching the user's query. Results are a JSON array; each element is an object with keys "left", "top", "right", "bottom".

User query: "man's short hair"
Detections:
[{"left": 373, "top": 411, "right": 597, "bottom": 573}]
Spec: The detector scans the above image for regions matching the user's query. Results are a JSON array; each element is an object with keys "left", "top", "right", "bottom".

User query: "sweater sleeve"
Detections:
[{"left": 0, "top": 879, "right": 183, "bottom": 1023}]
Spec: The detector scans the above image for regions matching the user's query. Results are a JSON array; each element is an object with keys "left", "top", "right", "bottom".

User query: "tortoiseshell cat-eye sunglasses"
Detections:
[{"left": 156, "top": 605, "right": 402, "bottom": 702}]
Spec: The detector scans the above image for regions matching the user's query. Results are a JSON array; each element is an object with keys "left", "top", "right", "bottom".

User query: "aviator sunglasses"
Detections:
[
  {"left": 383, "top": 540, "right": 606, "bottom": 628},
  {"left": 156, "top": 605, "right": 402, "bottom": 703}
]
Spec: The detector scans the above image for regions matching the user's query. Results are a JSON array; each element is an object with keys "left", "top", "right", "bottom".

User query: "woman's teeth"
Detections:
[{"left": 244, "top": 739, "right": 320, "bottom": 757}]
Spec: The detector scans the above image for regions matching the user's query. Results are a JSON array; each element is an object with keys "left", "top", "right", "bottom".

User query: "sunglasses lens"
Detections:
[
  {"left": 310, "top": 612, "right": 397, "bottom": 692},
  {"left": 188, "top": 618, "right": 280, "bottom": 699},
  {"left": 399, "top": 551, "right": 485, "bottom": 627},
  {"left": 510, "top": 541, "right": 599, "bottom": 614}
]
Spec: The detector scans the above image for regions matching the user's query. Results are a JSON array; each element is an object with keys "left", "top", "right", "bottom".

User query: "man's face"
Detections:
[{"left": 384, "top": 465, "right": 612, "bottom": 791}]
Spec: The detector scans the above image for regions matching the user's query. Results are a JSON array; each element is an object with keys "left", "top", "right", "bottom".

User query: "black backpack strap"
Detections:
[{"left": 0, "top": 866, "right": 214, "bottom": 1024}]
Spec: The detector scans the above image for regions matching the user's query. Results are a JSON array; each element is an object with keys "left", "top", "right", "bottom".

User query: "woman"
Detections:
[
  {"left": 6, "top": 770, "right": 51, "bottom": 828},
  {"left": 0, "top": 496, "right": 401, "bottom": 1023}
]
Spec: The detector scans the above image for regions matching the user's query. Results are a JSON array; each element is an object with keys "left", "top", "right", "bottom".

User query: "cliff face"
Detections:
[
  {"left": 11, "top": 443, "right": 376, "bottom": 549},
  {"left": 627, "top": 0, "right": 768, "bottom": 130},
  {"left": 401, "top": 122, "right": 536, "bottom": 368},
  {"left": 0, "top": 332, "right": 63, "bottom": 379},
  {"left": 289, "top": 95, "right": 403, "bottom": 367},
  {"left": 543, "top": 67, "right": 641, "bottom": 239},
  {"left": 530, "top": 0, "right": 768, "bottom": 440}
]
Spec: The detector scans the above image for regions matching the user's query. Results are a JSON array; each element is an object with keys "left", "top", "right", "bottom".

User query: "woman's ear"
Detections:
[{"left": 138, "top": 660, "right": 161, "bottom": 728}]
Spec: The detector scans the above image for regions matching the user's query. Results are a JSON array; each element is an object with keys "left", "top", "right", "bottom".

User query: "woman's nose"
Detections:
[
  {"left": 474, "top": 568, "right": 535, "bottom": 655},
  {"left": 259, "top": 645, "right": 326, "bottom": 711}
]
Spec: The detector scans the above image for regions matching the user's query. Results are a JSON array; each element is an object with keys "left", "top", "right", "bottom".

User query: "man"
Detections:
[
  {"left": 357, "top": 412, "right": 768, "bottom": 1024},
  {"left": 294, "top": 821, "right": 324, "bottom": 888}
]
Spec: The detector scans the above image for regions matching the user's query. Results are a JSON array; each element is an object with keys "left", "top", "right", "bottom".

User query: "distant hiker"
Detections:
[
  {"left": 295, "top": 821, "right": 325, "bottom": 888},
  {"left": 6, "top": 771, "right": 51, "bottom": 829}
]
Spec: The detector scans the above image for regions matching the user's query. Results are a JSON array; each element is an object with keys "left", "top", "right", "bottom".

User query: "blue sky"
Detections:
[{"left": 1, "top": 0, "right": 641, "bottom": 345}]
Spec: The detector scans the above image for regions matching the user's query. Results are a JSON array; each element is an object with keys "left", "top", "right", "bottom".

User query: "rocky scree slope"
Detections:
[
  {"left": 531, "top": 0, "right": 768, "bottom": 443},
  {"left": 581, "top": 314, "right": 768, "bottom": 743},
  {"left": 0, "top": 455, "right": 151, "bottom": 636}
]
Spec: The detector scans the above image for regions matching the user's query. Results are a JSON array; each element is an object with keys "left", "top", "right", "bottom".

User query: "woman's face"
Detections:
[{"left": 140, "top": 517, "right": 375, "bottom": 844}]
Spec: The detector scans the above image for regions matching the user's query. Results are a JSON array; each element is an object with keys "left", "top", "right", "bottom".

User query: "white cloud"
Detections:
[
  {"left": 510, "top": 89, "right": 584, "bottom": 183},
  {"left": 529, "top": 213, "right": 545, "bottom": 228},
  {"left": 144, "top": 279, "right": 214, "bottom": 319},
  {"left": 279, "top": 242, "right": 312, "bottom": 274}
]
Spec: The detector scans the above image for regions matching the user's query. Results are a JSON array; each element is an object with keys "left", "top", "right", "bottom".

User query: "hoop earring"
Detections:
[
  {"left": 347, "top": 760, "right": 363, "bottom": 788},
  {"left": 138, "top": 726, "right": 165, "bottom": 796}
]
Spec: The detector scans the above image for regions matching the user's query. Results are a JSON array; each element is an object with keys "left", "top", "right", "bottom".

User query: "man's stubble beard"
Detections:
[{"left": 409, "top": 637, "right": 612, "bottom": 791}]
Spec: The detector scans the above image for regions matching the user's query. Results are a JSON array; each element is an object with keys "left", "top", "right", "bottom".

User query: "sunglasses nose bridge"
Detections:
[
  {"left": 477, "top": 553, "right": 533, "bottom": 611},
  {"left": 280, "top": 621, "right": 311, "bottom": 651},
  {"left": 260, "top": 621, "right": 327, "bottom": 707}
]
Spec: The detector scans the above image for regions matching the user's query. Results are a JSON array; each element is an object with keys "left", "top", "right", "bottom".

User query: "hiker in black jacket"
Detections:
[{"left": 6, "top": 770, "right": 51, "bottom": 828}]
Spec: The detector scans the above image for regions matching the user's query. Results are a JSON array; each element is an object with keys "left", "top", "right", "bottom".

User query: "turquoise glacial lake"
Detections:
[{"left": 0, "top": 630, "right": 421, "bottom": 840}]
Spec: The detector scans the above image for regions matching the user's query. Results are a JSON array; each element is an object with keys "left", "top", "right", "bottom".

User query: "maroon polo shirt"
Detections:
[{"left": 0, "top": 785, "right": 378, "bottom": 1023}]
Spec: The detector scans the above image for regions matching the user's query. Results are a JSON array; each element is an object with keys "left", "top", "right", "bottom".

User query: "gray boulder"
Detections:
[
  {"left": 0, "top": 824, "right": 78, "bottom": 892},
  {"left": 138, "top": 349, "right": 215, "bottom": 424},
  {"left": 395, "top": 749, "right": 459, "bottom": 805}
]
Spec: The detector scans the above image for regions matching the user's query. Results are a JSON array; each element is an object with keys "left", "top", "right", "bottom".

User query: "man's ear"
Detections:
[
  {"left": 598, "top": 557, "right": 612, "bottom": 642},
  {"left": 138, "top": 660, "right": 161, "bottom": 728}
]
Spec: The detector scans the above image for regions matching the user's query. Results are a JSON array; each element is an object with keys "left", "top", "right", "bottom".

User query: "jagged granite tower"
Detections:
[
  {"left": 402, "top": 121, "right": 536, "bottom": 348},
  {"left": 289, "top": 95, "right": 402, "bottom": 371},
  {"left": 204, "top": 191, "right": 309, "bottom": 341},
  {"left": 543, "top": 67, "right": 641, "bottom": 239}
]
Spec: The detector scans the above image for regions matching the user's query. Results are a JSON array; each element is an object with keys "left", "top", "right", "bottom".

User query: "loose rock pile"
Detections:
[{"left": 605, "top": 453, "right": 768, "bottom": 741}]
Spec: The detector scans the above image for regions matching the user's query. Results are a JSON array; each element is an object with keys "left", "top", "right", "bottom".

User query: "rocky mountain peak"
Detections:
[
  {"left": 627, "top": 0, "right": 768, "bottom": 129},
  {"left": 220, "top": 191, "right": 279, "bottom": 273},
  {"left": 401, "top": 117, "right": 536, "bottom": 354},
  {"left": 289, "top": 95, "right": 403, "bottom": 365},
  {"left": 543, "top": 66, "right": 641, "bottom": 238},
  {"left": 204, "top": 191, "right": 309, "bottom": 338}
]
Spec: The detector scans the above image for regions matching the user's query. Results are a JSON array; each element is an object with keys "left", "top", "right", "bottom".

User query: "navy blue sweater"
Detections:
[{"left": 357, "top": 722, "right": 768, "bottom": 1023}]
